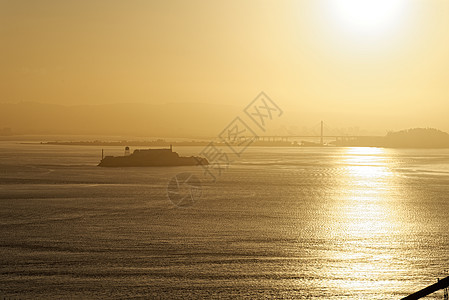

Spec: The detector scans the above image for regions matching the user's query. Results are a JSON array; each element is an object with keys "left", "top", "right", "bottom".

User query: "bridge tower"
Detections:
[{"left": 320, "top": 121, "right": 324, "bottom": 146}]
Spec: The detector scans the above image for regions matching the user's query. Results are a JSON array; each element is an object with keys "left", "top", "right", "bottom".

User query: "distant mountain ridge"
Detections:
[
  {"left": 0, "top": 102, "right": 240, "bottom": 137},
  {"left": 385, "top": 128, "right": 449, "bottom": 148},
  {"left": 335, "top": 128, "right": 449, "bottom": 148},
  {"left": 1, "top": 102, "right": 447, "bottom": 140}
]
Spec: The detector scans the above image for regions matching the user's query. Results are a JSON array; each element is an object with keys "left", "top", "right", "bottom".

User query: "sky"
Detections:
[{"left": 1, "top": 0, "right": 449, "bottom": 135}]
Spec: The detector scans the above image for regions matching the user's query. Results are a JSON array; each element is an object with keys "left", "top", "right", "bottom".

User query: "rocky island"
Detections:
[{"left": 98, "top": 146, "right": 209, "bottom": 167}]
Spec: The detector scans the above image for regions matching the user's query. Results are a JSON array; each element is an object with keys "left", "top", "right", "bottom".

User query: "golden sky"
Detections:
[{"left": 1, "top": 0, "right": 448, "bottom": 133}]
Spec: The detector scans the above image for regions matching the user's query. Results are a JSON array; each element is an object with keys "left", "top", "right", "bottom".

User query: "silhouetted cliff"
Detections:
[
  {"left": 384, "top": 128, "right": 449, "bottom": 148},
  {"left": 336, "top": 128, "right": 449, "bottom": 148}
]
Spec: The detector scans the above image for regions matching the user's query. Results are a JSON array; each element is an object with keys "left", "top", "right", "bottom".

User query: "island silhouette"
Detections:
[
  {"left": 334, "top": 128, "right": 449, "bottom": 148},
  {"left": 98, "top": 145, "right": 209, "bottom": 167}
]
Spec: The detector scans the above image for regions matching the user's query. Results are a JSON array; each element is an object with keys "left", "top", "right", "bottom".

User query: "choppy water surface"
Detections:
[{"left": 0, "top": 142, "right": 448, "bottom": 299}]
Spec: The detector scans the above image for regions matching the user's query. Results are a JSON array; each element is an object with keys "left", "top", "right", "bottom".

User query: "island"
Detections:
[
  {"left": 98, "top": 145, "right": 209, "bottom": 167},
  {"left": 334, "top": 128, "right": 449, "bottom": 148}
]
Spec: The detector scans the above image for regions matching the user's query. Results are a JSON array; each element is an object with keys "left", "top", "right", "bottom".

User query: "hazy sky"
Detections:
[{"left": 1, "top": 0, "right": 449, "bottom": 133}]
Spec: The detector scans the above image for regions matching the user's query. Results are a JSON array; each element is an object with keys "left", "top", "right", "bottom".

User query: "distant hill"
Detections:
[
  {"left": 0, "top": 101, "right": 343, "bottom": 139},
  {"left": 385, "top": 128, "right": 449, "bottom": 148},
  {"left": 336, "top": 128, "right": 449, "bottom": 148},
  {"left": 0, "top": 102, "right": 240, "bottom": 138},
  {"left": 0, "top": 127, "right": 13, "bottom": 136}
]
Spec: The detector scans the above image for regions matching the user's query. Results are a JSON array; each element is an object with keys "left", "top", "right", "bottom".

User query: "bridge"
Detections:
[{"left": 239, "top": 121, "right": 382, "bottom": 145}]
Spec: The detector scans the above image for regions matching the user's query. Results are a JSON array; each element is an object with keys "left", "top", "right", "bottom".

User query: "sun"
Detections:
[{"left": 328, "top": 0, "right": 407, "bottom": 36}]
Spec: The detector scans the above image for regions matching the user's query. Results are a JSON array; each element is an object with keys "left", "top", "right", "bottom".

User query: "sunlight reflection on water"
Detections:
[
  {"left": 322, "top": 147, "right": 408, "bottom": 296},
  {"left": 0, "top": 143, "right": 448, "bottom": 299}
]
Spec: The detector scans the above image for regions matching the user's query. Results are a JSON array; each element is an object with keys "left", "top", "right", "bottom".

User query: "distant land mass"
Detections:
[
  {"left": 0, "top": 102, "right": 240, "bottom": 137},
  {"left": 41, "top": 139, "right": 297, "bottom": 147},
  {"left": 2, "top": 101, "right": 437, "bottom": 138},
  {"left": 0, "top": 101, "right": 312, "bottom": 138},
  {"left": 0, "top": 127, "right": 13, "bottom": 136},
  {"left": 334, "top": 128, "right": 449, "bottom": 148},
  {"left": 40, "top": 128, "right": 449, "bottom": 148}
]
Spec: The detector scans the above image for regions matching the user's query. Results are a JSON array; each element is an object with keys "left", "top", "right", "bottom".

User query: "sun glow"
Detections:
[{"left": 328, "top": 0, "right": 407, "bottom": 36}]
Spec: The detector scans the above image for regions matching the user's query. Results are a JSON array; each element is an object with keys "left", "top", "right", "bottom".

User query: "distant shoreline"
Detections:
[
  {"left": 12, "top": 128, "right": 449, "bottom": 149},
  {"left": 32, "top": 140, "right": 303, "bottom": 147}
]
